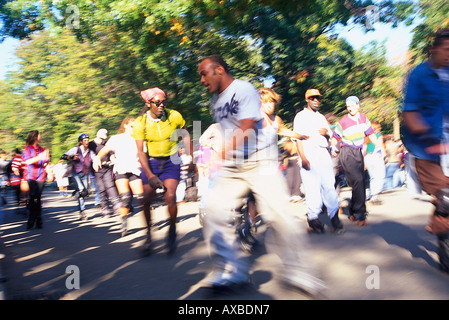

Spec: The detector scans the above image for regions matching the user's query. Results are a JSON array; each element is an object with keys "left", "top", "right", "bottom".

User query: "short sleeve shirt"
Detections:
[
  {"left": 133, "top": 108, "right": 186, "bottom": 157},
  {"left": 211, "top": 79, "right": 265, "bottom": 160},
  {"left": 106, "top": 133, "right": 141, "bottom": 176}
]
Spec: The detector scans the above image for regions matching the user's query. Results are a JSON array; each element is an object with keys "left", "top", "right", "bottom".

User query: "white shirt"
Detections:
[
  {"left": 293, "top": 108, "right": 332, "bottom": 151},
  {"left": 105, "top": 133, "right": 141, "bottom": 176}
]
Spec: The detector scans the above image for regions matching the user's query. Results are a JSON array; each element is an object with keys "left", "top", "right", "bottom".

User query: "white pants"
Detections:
[
  {"left": 203, "top": 159, "right": 317, "bottom": 282},
  {"left": 300, "top": 147, "right": 339, "bottom": 220}
]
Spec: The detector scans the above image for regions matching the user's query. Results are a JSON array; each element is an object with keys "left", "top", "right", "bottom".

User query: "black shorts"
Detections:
[{"left": 115, "top": 172, "right": 141, "bottom": 182}]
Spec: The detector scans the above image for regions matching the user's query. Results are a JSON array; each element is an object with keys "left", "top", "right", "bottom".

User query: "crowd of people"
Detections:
[{"left": 0, "top": 27, "right": 448, "bottom": 297}]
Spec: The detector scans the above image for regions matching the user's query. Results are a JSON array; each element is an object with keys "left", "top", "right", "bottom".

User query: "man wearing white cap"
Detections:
[
  {"left": 88, "top": 128, "right": 120, "bottom": 217},
  {"left": 331, "top": 96, "right": 380, "bottom": 226}
]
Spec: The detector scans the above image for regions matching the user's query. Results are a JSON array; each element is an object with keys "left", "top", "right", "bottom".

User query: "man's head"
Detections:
[
  {"left": 345, "top": 96, "right": 360, "bottom": 116},
  {"left": 96, "top": 129, "right": 108, "bottom": 141},
  {"left": 305, "top": 89, "right": 323, "bottom": 112},
  {"left": 198, "top": 55, "right": 232, "bottom": 94},
  {"left": 430, "top": 28, "right": 449, "bottom": 68}
]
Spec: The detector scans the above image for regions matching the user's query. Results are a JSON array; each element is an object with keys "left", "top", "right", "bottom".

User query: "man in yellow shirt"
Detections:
[{"left": 133, "top": 87, "right": 188, "bottom": 256}]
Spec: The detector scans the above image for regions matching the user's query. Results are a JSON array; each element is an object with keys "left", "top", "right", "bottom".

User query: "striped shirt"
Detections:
[
  {"left": 22, "top": 145, "right": 48, "bottom": 182},
  {"left": 10, "top": 155, "right": 27, "bottom": 186},
  {"left": 333, "top": 113, "right": 374, "bottom": 149}
]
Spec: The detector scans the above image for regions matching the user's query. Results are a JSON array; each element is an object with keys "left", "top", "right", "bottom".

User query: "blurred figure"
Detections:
[
  {"left": 53, "top": 159, "right": 69, "bottom": 197},
  {"left": 282, "top": 140, "right": 304, "bottom": 202},
  {"left": 198, "top": 55, "right": 325, "bottom": 296},
  {"left": 384, "top": 135, "right": 403, "bottom": 191},
  {"left": 94, "top": 117, "right": 144, "bottom": 238},
  {"left": 0, "top": 150, "right": 9, "bottom": 205},
  {"left": 133, "top": 87, "right": 189, "bottom": 255},
  {"left": 176, "top": 147, "right": 193, "bottom": 203},
  {"left": 89, "top": 128, "right": 120, "bottom": 217},
  {"left": 61, "top": 133, "right": 97, "bottom": 220},
  {"left": 10, "top": 148, "right": 25, "bottom": 208},
  {"left": 293, "top": 89, "right": 343, "bottom": 234},
  {"left": 364, "top": 122, "right": 386, "bottom": 204},
  {"left": 331, "top": 96, "right": 381, "bottom": 226},
  {"left": 401, "top": 28, "right": 449, "bottom": 274},
  {"left": 22, "top": 130, "right": 50, "bottom": 229}
]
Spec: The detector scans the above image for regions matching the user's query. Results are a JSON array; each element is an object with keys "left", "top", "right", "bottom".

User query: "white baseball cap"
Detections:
[{"left": 96, "top": 128, "right": 108, "bottom": 139}]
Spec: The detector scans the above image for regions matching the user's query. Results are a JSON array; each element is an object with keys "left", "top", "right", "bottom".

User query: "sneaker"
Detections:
[
  {"left": 369, "top": 196, "right": 383, "bottom": 205},
  {"left": 307, "top": 218, "right": 325, "bottom": 234},
  {"left": 280, "top": 270, "right": 326, "bottom": 299},
  {"left": 79, "top": 211, "right": 87, "bottom": 221},
  {"left": 207, "top": 273, "right": 253, "bottom": 295},
  {"left": 349, "top": 213, "right": 368, "bottom": 226},
  {"left": 330, "top": 215, "right": 345, "bottom": 235}
]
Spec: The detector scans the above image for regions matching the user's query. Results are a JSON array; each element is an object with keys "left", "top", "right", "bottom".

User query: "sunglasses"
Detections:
[
  {"left": 308, "top": 96, "right": 322, "bottom": 101},
  {"left": 149, "top": 100, "right": 167, "bottom": 107}
]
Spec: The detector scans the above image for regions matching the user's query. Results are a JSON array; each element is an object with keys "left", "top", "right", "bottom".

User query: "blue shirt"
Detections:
[{"left": 401, "top": 61, "right": 449, "bottom": 161}]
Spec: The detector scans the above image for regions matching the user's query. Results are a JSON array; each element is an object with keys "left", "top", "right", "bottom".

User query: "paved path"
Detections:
[{"left": 1, "top": 185, "right": 449, "bottom": 301}]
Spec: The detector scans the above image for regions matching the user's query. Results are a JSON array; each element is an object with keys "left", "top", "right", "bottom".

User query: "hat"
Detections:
[
  {"left": 96, "top": 128, "right": 108, "bottom": 140},
  {"left": 346, "top": 96, "right": 360, "bottom": 105},
  {"left": 305, "top": 89, "right": 323, "bottom": 99},
  {"left": 78, "top": 133, "right": 89, "bottom": 142},
  {"left": 140, "top": 87, "right": 166, "bottom": 103}
]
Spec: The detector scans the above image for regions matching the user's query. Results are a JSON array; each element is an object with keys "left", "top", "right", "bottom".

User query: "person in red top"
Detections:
[
  {"left": 22, "top": 130, "right": 49, "bottom": 229},
  {"left": 10, "top": 148, "right": 26, "bottom": 208}
]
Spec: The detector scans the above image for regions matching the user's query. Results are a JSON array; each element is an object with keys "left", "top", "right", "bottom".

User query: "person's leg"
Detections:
[
  {"left": 95, "top": 171, "right": 109, "bottom": 215},
  {"left": 300, "top": 164, "right": 325, "bottom": 233},
  {"left": 248, "top": 160, "right": 325, "bottom": 294},
  {"left": 415, "top": 159, "right": 449, "bottom": 273},
  {"left": 34, "top": 181, "right": 45, "bottom": 228},
  {"left": 340, "top": 147, "right": 367, "bottom": 222},
  {"left": 103, "top": 168, "right": 121, "bottom": 215},
  {"left": 203, "top": 165, "right": 251, "bottom": 285},
  {"left": 26, "top": 180, "right": 38, "bottom": 228},
  {"left": 72, "top": 173, "right": 85, "bottom": 214}
]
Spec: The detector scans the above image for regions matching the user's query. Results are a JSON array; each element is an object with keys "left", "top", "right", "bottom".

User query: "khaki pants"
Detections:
[{"left": 203, "top": 159, "right": 316, "bottom": 282}]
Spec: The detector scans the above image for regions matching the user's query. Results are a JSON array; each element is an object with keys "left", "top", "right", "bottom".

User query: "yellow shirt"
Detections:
[{"left": 133, "top": 108, "right": 186, "bottom": 157}]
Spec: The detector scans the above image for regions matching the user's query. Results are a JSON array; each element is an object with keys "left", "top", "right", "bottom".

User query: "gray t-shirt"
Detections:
[{"left": 211, "top": 79, "right": 278, "bottom": 162}]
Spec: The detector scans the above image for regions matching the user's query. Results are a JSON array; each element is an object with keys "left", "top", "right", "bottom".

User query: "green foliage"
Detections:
[
  {"left": 0, "top": 0, "right": 426, "bottom": 157},
  {"left": 409, "top": 0, "right": 449, "bottom": 64}
]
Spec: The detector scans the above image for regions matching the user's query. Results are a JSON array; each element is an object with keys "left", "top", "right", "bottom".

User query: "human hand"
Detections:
[
  {"left": 301, "top": 158, "right": 310, "bottom": 170},
  {"left": 149, "top": 175, "right": 164, "bottom": 190}
]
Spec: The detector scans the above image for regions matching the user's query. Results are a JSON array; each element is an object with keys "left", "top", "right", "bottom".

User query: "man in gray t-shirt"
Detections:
[{"left": 198, "top": 55, "right": 325, "bottom": 296}]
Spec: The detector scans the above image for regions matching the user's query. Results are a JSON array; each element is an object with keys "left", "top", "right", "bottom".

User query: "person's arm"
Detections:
[
  {"left": 276, "top": 116, "right": 309, "bottom": 140},
  {"left": 136, "top": 139, "right": 164, "bottom": 189},
  {"left": 402, "top": 111, "right": 431, "bottom": 135},
  {"left": 93, "top": 145, "right": 112, "bottom": 172},
  {"left": 23, "top": 148, "right": 49, "bottom": 166},
  {"left": 294, "top": 139, "right": 310, "bottom": 170}
]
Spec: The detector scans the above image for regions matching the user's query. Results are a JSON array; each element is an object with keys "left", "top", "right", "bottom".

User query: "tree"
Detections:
[{"left": 0, "top": 0, "right": 417, "bottom": 154}]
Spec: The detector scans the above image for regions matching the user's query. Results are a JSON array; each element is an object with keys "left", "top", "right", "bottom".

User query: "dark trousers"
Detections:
[
  {"left": 95, "top": 167, "right": 119, "bottom": 211},
  {"left": 285, "top": 159, "right": 302, "bottom": 196},
  {"left": 27, "top": 180, "right": 45, "bottom": 228},
  {"left": 339, "top": 146, "right": 366, "bottom": 215}
]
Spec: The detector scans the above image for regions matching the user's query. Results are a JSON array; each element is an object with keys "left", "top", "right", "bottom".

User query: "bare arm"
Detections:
[
  {"left": 276, "top": 116, "right": 309, "bottom": 140},
  {"left": 136, "top": 139, "right": 153, "bottom": 179}
]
